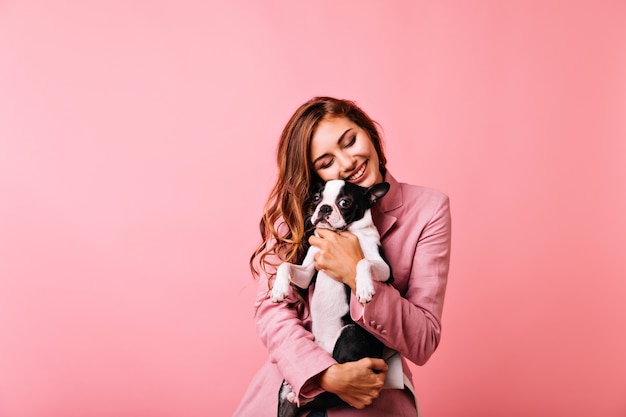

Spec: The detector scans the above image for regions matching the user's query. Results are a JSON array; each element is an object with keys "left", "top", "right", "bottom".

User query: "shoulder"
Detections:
[
  {"left": 396, "top": 183, "right": 450, "bottom": 229},
  {"left": 399, "top": 182, "right": 448, "bottom": 204},
  {"left": 384, "top": 173, "right": 449, "bottom": 214}
]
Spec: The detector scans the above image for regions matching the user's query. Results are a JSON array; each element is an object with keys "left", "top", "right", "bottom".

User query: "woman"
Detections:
[{"left": 234, "top": 97, "right": 451, "bottom": 417}]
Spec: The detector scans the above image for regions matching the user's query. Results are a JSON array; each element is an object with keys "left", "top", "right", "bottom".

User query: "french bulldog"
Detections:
[{"left": 270, "top": 179, "right": 393, "bottom": 417}]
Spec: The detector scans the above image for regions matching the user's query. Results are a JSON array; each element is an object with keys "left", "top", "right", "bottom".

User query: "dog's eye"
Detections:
[
  {"left": 338, "top": 199, "right": 351, "bottom": 208},
  {"left": 312, "top": 193, "right": 321, "bottom": 203}
]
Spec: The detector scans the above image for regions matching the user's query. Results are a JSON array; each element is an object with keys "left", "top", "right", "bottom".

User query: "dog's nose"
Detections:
[{"left": 319, "top": 205, "right": 332, "bottom": 214}]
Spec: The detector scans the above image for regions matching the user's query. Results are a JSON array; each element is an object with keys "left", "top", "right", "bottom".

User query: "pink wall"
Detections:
[{"left": 1, "top": 2, "right": 625, "bottom": 416}]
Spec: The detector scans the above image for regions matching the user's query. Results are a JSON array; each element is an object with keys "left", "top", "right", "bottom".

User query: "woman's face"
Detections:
[{"left": 309, "top": 116, "right": 383, "bottom": 188}]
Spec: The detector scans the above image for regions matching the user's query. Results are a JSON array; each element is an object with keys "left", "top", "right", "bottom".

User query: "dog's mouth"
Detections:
[
  {"left": 312, "top": 217, "right": 333, "bottom": 229},
  {"left": 312, "top": 217, "right": 347, "bottom": 231}
]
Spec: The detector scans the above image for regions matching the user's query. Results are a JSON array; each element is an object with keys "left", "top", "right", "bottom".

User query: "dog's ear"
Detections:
[
  {"left": 366, "top": 182, "right": 390, "bottom": 206},
  {"left": 309, "top": 178, "right": 325, "bottom": 195},
  {"left": 304, "top": 179, "right": 325, "bottom": 231}
]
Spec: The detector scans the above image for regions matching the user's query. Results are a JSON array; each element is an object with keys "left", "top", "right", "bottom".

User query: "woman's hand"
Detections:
[
  {"left": 308, "top": 229, "right": 363, "bottom": 291},
  {"left": 315, "top": 358, "right": 388, "bottom": 409}
]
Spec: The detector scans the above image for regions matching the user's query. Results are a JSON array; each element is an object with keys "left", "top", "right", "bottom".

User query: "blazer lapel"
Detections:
[
  {"left": 373, "top": 209, "right": 397, "bottom": 239},
  {"left": 372, "top": 172, "right": 403, "bottom": 239}
]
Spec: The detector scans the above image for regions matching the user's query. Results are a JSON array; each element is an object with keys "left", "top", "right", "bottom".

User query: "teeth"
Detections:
[{"left": 348, "top": 163, "right": 366, "bottom": 181}]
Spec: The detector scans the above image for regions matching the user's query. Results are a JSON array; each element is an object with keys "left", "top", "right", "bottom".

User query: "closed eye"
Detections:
[{"left": 319, "top": 158, "right": 333, "bottom": 169}]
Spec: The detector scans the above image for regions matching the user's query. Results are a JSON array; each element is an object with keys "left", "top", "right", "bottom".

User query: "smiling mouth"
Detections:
[{"left": 346, "top": 161, "right": 367, "bottom": 182}]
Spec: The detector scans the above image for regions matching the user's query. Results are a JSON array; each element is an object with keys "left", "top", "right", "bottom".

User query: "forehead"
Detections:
[
  {"left": 320, "top": 179, "right": 344, "bottom": 201},
  {"left": 310, "top": 117, "right": 357, "bottom": 155}
]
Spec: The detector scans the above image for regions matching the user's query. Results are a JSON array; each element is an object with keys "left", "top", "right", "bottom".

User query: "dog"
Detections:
[{"left": 270, "top": 179, "right": 393, "bottom": 417}]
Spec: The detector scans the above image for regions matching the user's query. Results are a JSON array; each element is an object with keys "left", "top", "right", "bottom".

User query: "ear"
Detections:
[{"left": 366, "top": 182, "right": 390, "bottom": 205}]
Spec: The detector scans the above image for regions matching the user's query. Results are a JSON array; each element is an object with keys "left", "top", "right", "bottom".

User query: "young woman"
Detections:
[{"left": 234, "top": 97, "right": 451, "bottom": 417}]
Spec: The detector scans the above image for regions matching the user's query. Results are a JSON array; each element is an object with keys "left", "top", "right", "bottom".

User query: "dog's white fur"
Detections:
[{"left": 270, "top": 180, "right": 390, "bottom": 354}]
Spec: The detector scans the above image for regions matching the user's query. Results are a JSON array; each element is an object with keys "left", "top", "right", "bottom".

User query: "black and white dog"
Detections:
[{"left": 270, "top": 179, "right": 393, "bottom": 417}]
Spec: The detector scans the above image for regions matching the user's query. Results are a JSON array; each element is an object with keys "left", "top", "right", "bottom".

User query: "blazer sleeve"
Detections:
[
  {"left": 350, "top": 192, "right": 451, "bottom": 366},
  {"left": 253, "top": 251, "right": 337, "bottom": 401}
]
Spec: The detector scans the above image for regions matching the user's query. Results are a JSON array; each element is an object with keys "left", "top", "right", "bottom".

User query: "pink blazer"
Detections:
[{"left": 234, "top": 173, "right": 451, "bottom": 417}]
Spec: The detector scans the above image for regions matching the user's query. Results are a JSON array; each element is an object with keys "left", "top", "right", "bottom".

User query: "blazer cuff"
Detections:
[
  {"left": 290, "top": 355, "right": 337, "bottom": 405},
  {"left": 299, "top": 378, "right": 325, "bottom": 401}
]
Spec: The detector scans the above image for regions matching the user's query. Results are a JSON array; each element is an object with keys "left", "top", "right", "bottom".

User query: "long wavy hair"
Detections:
[{"left": 250, "top": 96, "right": 388, "bottom": 282}]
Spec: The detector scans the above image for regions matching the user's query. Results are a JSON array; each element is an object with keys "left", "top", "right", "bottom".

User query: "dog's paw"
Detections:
[
  {"left": 270, "top": 278, "right": 290, "bottom": 303},
  {"left": 278, "top": 381, "right": 299, "bottom": 417},
  {"left": 355, "top": 278, "right": 375, "bottom": 304},
  {"left": 279, "top": 381, "right": 297, "bottom": 404},
  {"left": 270, "top": 264, "right": 292, "bottom": 302}
]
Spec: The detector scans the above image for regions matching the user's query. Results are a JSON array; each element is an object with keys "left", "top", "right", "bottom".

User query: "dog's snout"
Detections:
[{"left": 319, "top": 205, "right": 332, "bottom": 215}]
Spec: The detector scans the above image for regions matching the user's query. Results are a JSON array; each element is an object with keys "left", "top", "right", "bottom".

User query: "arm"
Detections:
[
  {"left": 255, "top": 258, "right": 388, "bottom": 407},
  {"left": 350, "top": 193, "right": 451, "bottom": 365},
  {"left": 253, "top": 259, "right": 336, "bottom": 401}
]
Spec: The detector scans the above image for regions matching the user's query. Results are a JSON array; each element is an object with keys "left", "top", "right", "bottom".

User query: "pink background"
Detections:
[{"left": 1, "top": 2, "right": 625, "bottom": 416}]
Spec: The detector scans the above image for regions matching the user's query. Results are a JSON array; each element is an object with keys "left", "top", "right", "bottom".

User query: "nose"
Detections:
[
  {"left": 336, "top": 151, "right": 356, "bottom": 173},
  {"left": 319, "top": 205, "right": 332, "bottom": 215}
]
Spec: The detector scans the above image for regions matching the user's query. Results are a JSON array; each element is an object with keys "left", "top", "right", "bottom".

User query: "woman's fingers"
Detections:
[
  {"left": 315, "top": 358, "right": 387, "bottom": 408},
  {"left": 307, "top": 229, "right": 363, "bottom": 289}
]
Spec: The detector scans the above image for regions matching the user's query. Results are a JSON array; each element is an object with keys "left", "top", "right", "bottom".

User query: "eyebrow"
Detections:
[{"left": 312, "top": 128, "right": 352, "bottom": 166}]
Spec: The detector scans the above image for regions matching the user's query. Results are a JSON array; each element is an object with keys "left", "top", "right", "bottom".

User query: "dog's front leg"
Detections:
[
  {"left": 368, "top": 259, "right": 390, "bottom": 282},
  {"left": 289, "top": 246, "right": 318, "bottom": 289},
  {"left": 354, "top": 241, "right": 391, "bottom": 303},
  {"left": 354, "top": 258, "right": 391, "bottom": 304},
  {"left": 270, "top": 247, "right": 319, "bottom": 302},
  {"left": 355, "top": 259, "right": 376, "bottom": 304},
  {"left": 270, "top": 262, "right": 295, "bottom": 302},
  {"left": 359, "top": 242, "right": 390, "bottom": 283}
]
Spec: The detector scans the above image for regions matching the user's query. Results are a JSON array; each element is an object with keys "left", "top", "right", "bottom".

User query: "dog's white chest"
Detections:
[{"left": 310, "top": 272, "right": 349, "bottom": 354}]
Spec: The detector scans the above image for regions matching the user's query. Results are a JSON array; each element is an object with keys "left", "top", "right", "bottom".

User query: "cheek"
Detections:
[
  {"left": 361, "top": 142, "right": 376, "bottom": 158},
  {"left": 315, "top": 167, "right": 341, "bottom": 182},
  {"left": 316, "top": 170, "right": 335, "bottom": 182}
]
